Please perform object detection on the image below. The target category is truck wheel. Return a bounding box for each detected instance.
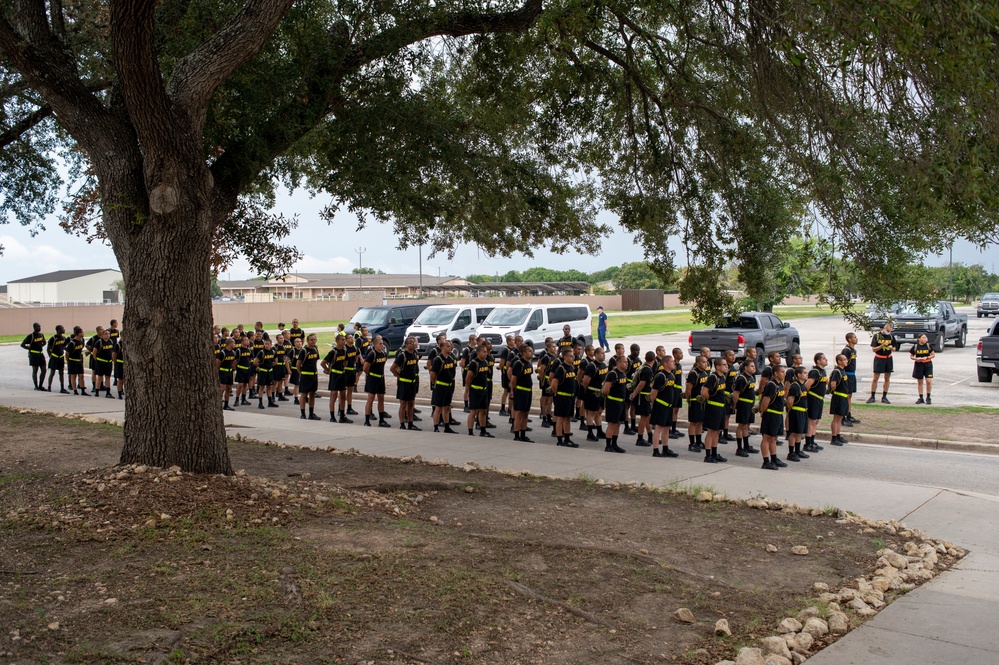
[955,327,967,348]
[785,343,800,366]
[756,345,766,363]
[932,334,945,353]
[979,367,994,383]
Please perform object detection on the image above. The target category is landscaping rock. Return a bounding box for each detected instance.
[735,647,766,665]
[790,545,809,556]
[697,491,714,502]
[674,607,695,623]
[715,618,733,637]
[794,631,814,652]
[766,544,779,553]
[760,636,792,660]
[764,656,792,665]
[812,582,829,592]
[827,611,850,635]
[796,606,820,623]
[777,617,802,634]
[802,617,829,639]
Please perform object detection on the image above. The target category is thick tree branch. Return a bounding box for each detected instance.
[166,0,296,120]
[349,0,544,68]
[48,0,64,37]
[0,104,52,149]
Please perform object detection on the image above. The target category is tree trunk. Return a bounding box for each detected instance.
[111,168,233,475]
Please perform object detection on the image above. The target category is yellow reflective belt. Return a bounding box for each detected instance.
[436,381,453,387]
[791,405,807,412]
[369,372,383,378]
[766,408,783,415]
[588,386,602,392]
[606,395,623,402]
[808,391,824,399]
[96,357,111,363]
[639,390,651,395]
[655,398,671,407]
[556,391,573,397]
[470,384,486,390]
[398,377,415,383]
[116,359,123,363]
[51,353,63,359]
[29,350,42,354]
[301,371,317,375]
[330,368,344,374]
[516,385,531,391]
[707,400,725,407]
[833,391,849,398]
[738,397,754,403]
[219,368,232,372]
[237,365,249,370]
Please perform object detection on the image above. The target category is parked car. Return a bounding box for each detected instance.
[689,312,800,363]
[881,301,967,352]
[348,303,441,351]
[406,304,494,352]
[476,303,592,350]
[976,318,999,382]
[978,293,999,318]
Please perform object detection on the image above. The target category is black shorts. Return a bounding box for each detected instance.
[328,373,346,392]
[553,395,575,418]
[29,354,46,368]
[873,357,893,374]
[299,374,319,394]
[256,370,273,387]
[583,389,603,412]
[95,361,112,377]
[289,369,300,386]
[912,362,933,380]
[650,401,672,428]
[68,360,84,375]
[807,396,824,421]
[634,394,652,417]
[512,388,533,412]
[219,370,234,385]
[788,408,808,434]
[365,377,385,395]
[113,363,124,380]
[343,371,357,387]
[47,357,64,371]
[830,394,849,416]
[605,397,626,423]
[704,404,725,431]
[271,365,285,382]
[432,384,454,408]
[673,387,684,410]
[687,400,704,424]
[761,411,783,437]
[501,373,511,391]
[468,386,490,410]
[735,401,755,424]
[846,373,857,394]
[396,380,417,401]
[235,368,251,384]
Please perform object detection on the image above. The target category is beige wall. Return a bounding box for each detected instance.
[1,304,125,336]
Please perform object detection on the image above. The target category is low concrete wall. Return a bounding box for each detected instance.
[1,304,125,337]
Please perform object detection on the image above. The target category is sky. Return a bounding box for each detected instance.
[1,186,996,285]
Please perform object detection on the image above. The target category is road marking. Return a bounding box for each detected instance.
[950,376,971,386]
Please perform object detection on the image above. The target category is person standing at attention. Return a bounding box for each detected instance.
[597,306,610,352]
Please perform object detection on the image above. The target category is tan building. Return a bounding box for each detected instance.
[218,273,471,301]
[7,269,123,305]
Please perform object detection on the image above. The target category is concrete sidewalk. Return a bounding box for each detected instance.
[2,388,997,665]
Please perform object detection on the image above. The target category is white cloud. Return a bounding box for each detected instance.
[0,234,113,282]
[291,254,355,274]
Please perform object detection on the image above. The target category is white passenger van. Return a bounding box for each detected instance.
[476,303,592,350]
[405,304,495,352]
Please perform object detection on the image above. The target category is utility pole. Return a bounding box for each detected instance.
[418,243,423,299]
[949,242,954,303]
[356,247,366,289]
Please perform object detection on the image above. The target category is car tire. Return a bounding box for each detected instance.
[955,327,967,348]
[785,343,800,366]
[932,334,945,353]
[978,367,994,383]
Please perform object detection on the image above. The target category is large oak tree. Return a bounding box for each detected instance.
[2,0,997,472]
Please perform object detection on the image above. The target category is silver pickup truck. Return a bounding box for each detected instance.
[977,318,999,382]
[689,312,801,363]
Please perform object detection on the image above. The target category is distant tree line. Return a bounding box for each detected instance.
[466,263,675,292]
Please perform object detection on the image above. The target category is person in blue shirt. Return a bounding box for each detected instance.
[597,306,610,351]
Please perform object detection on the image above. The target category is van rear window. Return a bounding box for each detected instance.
[548,307,589,324]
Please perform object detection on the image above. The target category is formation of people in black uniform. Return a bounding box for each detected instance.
[20,320,124,398]
[20,316,939,471]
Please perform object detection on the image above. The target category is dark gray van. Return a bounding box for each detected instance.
[348,303,441,351]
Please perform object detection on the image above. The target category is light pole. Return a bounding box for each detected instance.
[949,242,954,303]
[356,247,366,289]
[418,243,423,299]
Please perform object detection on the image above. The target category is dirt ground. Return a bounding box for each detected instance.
[843,404,999,444]
[0,409,954,664]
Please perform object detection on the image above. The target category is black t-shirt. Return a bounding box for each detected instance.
[288,327,305,344]
[605,368,628,401]
[585,360,607,391]
[558,335,574,352]
[299,346,321,373]
[67,337,86,362]
[511,358,533,388]
[651,371,673,402]
[95,339,116,362]
[872,332,896,357]
[218,348,237,370]
[912,343,933,362]
[236,345,253,368]
[672,362,684,392]
[254,348,275,370]
[725,366,738,392]
[47,334,67,358]
[467,357,491,389]
[432,354,457,385]
[552,361,577,395]
[787,381,803,408]
[365,350,388,377]
[635,364,654,392]
[273,343,286,366]
[394,349,420,381]
[23,331,46,353]
[704,372,726,401]
[829,368,845,394]
[841,345,858,373]
[763,381,784,412]
[627,354,641,379]
[807,368,828,397]
[324,346,348,372]
[344,344,359,372]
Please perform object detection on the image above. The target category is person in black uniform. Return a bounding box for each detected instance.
[624,343,642,434]
[557,325,575,353]
[218,337,237,410]
[112,334,125,399]
[271,332,288,401]
[573,341,588,426]
[755,351,784,395]
[722,349,738,442]
[700,358,729,463]
[868,322,897,404]
[67,327,88,395]
[458,332,479,413]
[498,335,516,417]
[550,347,579,447]
[107,320,120,344]
[464,344,494,437]
[21,323,47,390]
[392,336,421,430]
[684,354,708,451]
[85,325,103,393]
[785,367,808,462]
[253,338,278,409]
[629,352,656,447]
[430,340,458,433]
[601,355,629,453]
[828,354,850,445]
[669,348,684,439]
[343,333,360,414]
[536,338,557,428]
[758,365,787,470]
[731,359,758,457]
[248,330,265,398]
[288,337,304,400]
[910,333,935,404]
[841,333,861,425]
[648,355,678,458]
[297,334,322,420]
[232,336,252,406]
[509,344,535,441]
[288,319,305,346]
[581,346,608,442]
[92,329,116,398]
[45,325,69,393]
[362,336,391,427]
[804,353,828,452]
[322,335,351,423]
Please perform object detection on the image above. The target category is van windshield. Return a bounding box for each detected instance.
[484,307,530,326]
[414,308,458,326]
[350,308,389,326]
